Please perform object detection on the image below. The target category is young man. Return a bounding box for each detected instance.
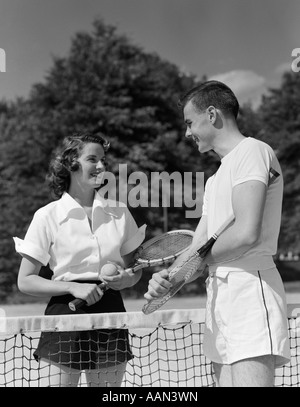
[144,81,290,387]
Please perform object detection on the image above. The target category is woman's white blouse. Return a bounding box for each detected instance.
[13,192,146,281]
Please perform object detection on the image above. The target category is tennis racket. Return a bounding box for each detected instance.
[142,215,235,314]
[68,229,194,311]
[142,168,281,315]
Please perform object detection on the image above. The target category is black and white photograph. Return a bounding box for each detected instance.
[0,0,299,390]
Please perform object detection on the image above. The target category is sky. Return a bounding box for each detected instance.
[0,0,299,108]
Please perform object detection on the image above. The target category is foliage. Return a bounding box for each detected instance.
[0,19,202,300]
[258,72,300,251]
[0,19,299,302]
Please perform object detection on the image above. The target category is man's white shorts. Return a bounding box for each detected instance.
[203,267,291,367]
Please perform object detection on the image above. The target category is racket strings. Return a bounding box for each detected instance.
[142,256,204,315]
[138,234,193,261]
[169,256,204,284]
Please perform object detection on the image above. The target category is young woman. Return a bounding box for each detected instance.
[14,131,146,387]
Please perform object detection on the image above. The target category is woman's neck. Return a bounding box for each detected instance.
[68,184,95,208]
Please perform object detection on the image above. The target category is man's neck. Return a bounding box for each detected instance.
[213,120,245,159]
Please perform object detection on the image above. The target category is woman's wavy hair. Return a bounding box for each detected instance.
[47,131,110,199]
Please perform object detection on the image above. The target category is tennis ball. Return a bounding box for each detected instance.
[100,263,118,277]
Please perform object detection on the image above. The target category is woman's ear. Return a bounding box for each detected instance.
[70,160,80,171]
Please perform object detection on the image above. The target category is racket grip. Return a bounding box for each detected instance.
[69,297,86,312]
[197,237,215,258]
[68,282,108,312]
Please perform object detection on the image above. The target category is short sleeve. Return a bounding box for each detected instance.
[120,208,146,256]
[232,141,272,187]
[13,210,51,265]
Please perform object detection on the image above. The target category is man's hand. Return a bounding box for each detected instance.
[144,269,172,301]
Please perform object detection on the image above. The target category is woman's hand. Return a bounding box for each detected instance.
[100,262,136,291]
[68,282,105,306]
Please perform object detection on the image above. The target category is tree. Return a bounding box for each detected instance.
[0,18,205,301]
[258,72,300,251]
[2,19,298,302]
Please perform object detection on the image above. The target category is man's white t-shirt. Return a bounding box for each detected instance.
[202,137,283,272]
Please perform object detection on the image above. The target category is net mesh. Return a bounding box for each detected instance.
[0,307,299,387]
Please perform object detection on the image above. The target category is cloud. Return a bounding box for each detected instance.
[209,70,267,109]
[274,62,292,75]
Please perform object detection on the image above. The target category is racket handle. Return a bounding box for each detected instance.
[214,214,235,236]
[69,298,86,312]
[197,214,235,258]
[68,282,108,312]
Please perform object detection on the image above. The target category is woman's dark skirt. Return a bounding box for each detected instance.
[33,283,133,370]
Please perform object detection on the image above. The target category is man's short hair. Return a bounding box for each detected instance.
[179,80,239,119]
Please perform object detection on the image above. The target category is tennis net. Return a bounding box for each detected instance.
[0,306,299,387]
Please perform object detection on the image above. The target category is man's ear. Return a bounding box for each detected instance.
[207,105,217,124]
